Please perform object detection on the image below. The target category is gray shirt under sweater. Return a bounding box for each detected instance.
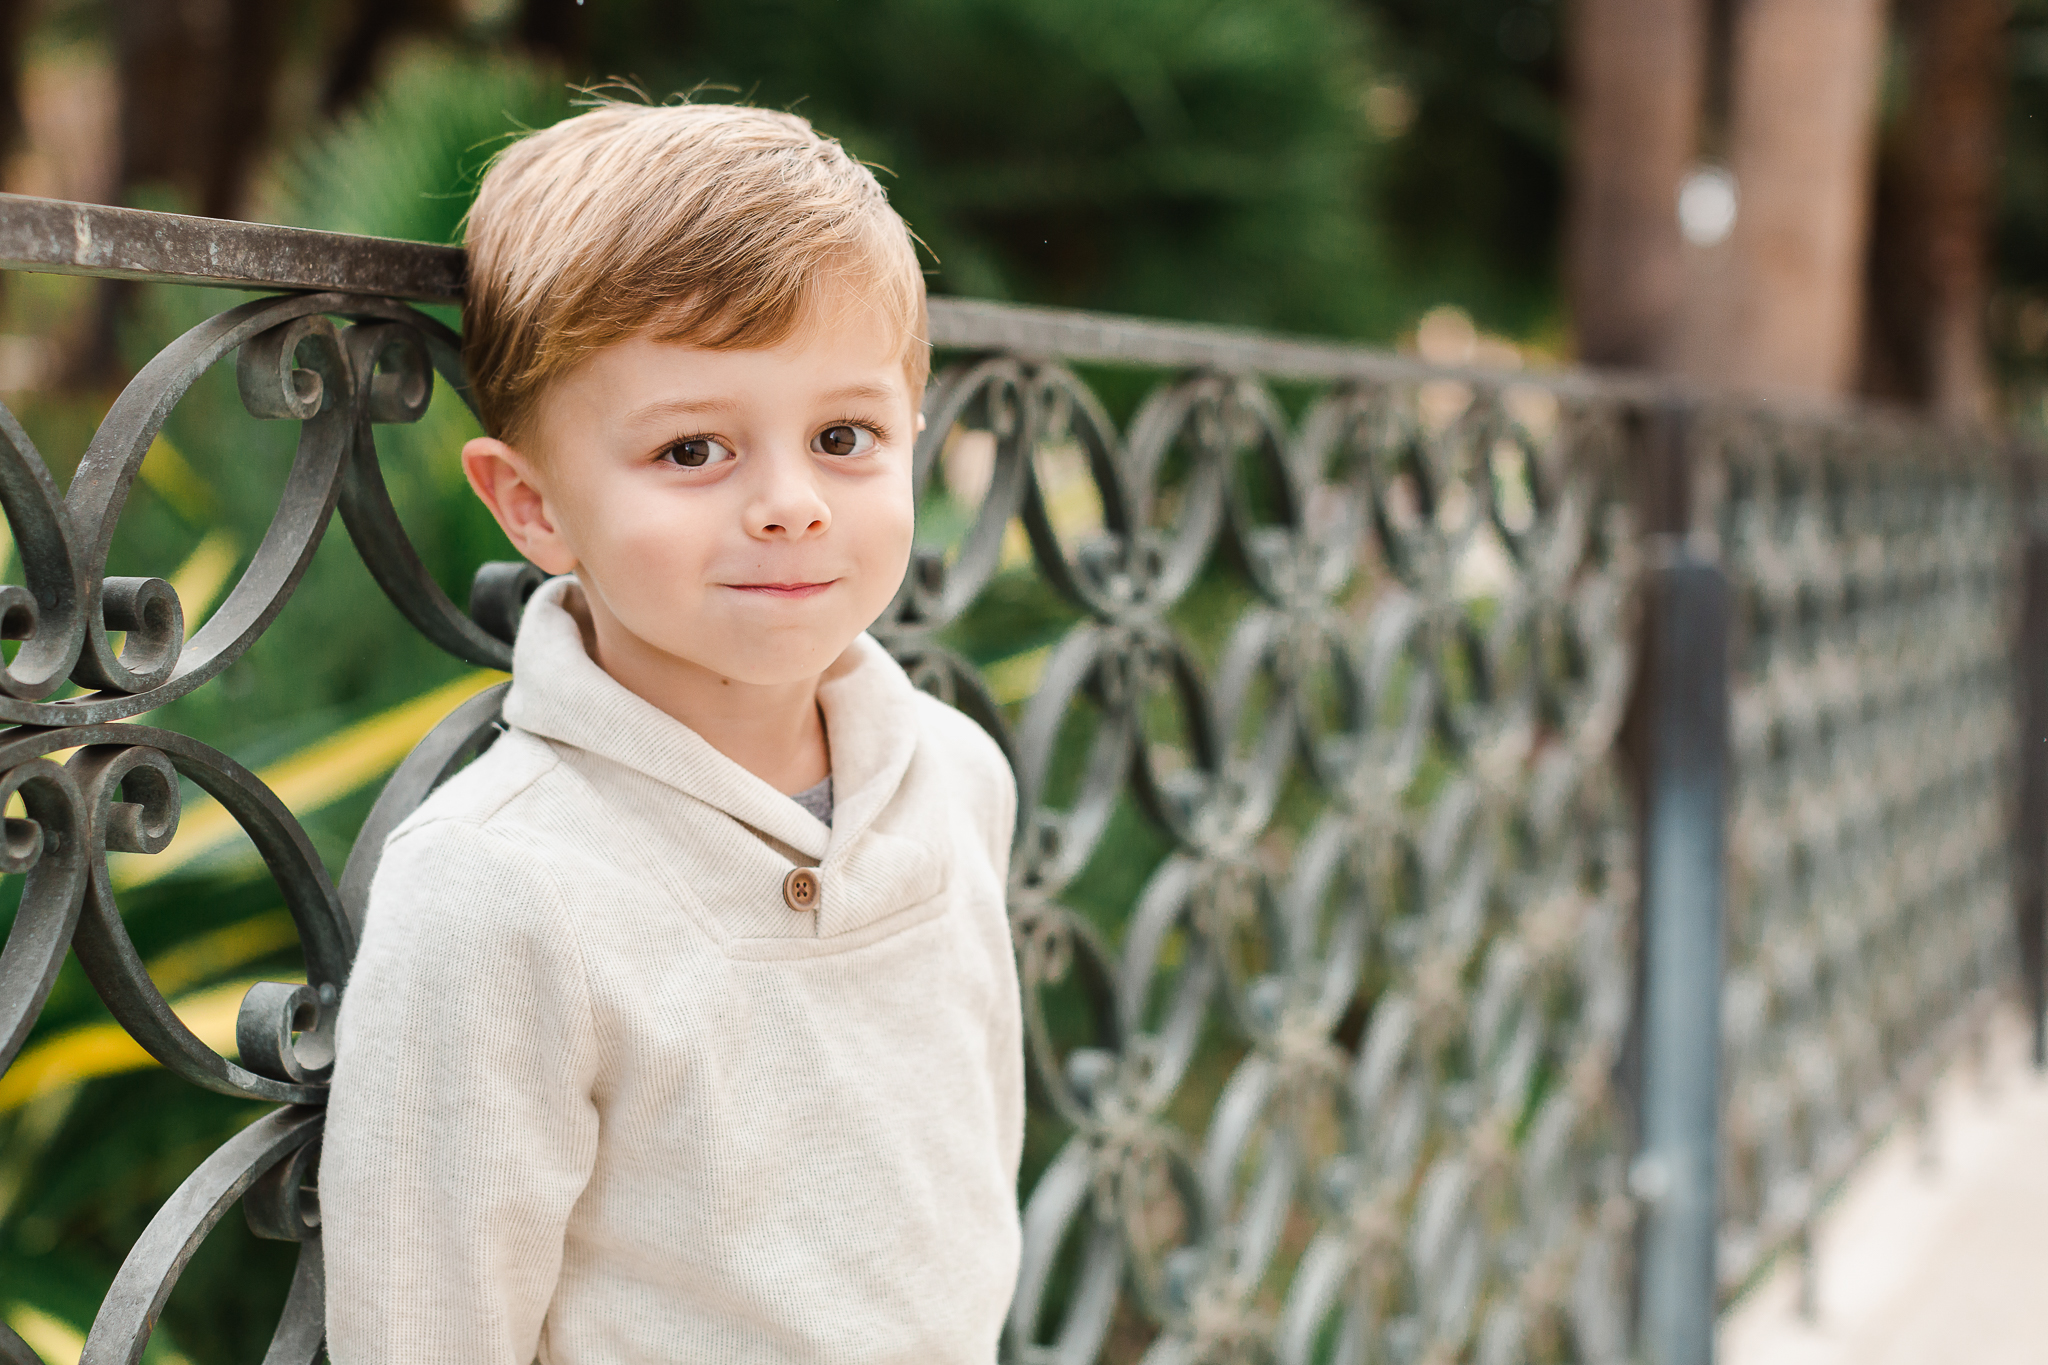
[789,774,833,826]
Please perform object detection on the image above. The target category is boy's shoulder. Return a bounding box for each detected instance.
[905,685,1013,787]
[351,727,590,957]
[389,722,563,843]
[373,725,610,903]
[903,688,1017,869]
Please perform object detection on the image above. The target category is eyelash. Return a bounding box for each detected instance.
[655,418,888,467]
[819,418,888,452]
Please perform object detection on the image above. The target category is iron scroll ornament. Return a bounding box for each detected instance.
[0,292,540,1365]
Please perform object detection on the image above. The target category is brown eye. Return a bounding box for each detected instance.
[814,424,875,457]
[660,436,734,468]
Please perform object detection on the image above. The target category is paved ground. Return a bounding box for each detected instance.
[1721,1006,2048,1365]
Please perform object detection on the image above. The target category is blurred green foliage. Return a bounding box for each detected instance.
[558,0,1565,340]
[1364,0,1564,336]
[561,0,1397,335]
[281,0,1569,342]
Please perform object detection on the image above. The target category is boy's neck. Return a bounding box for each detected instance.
[568,585,831,795]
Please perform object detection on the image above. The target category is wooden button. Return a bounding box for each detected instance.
[782,866,821,912]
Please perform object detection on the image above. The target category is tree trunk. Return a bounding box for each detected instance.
[62,0,287,387]
[110,0,282,219]
[1565,0,1707,369]
[320,0,461,116]
[1705,0,1889,398]
[0,0,28,164]
[518,0,592,73]
[1862,0,2009,419]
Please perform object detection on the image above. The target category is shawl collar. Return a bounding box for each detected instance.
[502,576,921,866]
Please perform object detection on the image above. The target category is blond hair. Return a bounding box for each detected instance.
[461,100,929,446]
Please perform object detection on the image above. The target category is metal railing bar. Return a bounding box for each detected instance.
[0,194,466,303]
[0,194,1627,398]
[923,296,1612,393]
[0,194,1998,428]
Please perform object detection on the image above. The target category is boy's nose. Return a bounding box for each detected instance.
[745,449,831,539]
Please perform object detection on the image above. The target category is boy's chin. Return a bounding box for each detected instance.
[675,633,864,688]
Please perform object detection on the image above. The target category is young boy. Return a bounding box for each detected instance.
[321,102,1024,1362]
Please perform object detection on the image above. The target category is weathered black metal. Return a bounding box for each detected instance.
[79,1106,324,1365]
[0,193,466,302]
[1702,403,2016,1305]
[0,229,520,1356]
[1632,547,1729,1365]
[0,1323,38,1365]
[0,192,2023,1365]
[337,682,510,938]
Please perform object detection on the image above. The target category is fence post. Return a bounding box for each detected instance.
[1632,403,1730,1365]
[2014,451,2048,1068]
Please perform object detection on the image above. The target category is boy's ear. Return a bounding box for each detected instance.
[461,437,578,575]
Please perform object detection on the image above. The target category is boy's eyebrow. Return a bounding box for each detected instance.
[621,395,740,424]
[814,383,902,406]
[622,383,902,426]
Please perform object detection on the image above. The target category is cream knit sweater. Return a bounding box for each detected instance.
[322,577,1024,1363]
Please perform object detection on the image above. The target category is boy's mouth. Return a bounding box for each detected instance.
[724,580,837,599]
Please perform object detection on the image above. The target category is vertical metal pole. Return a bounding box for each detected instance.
[2014,509,2048,1069]
[1633,541,1730,1365]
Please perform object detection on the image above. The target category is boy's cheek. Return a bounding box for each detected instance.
[857,484,917,596]
[873,478,917,554]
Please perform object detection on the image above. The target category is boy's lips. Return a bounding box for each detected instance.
[723,580,837,599]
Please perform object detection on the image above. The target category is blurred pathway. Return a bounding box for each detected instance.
[1720,1006,2048,1365]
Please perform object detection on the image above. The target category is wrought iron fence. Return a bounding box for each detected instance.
[0,194,2032,1365]
[1689,411,2019,1302]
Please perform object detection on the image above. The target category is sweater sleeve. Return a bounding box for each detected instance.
[322,818,601,1365]
[952,710,1024,1185]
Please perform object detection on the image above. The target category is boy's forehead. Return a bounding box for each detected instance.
[553,328,918,417]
